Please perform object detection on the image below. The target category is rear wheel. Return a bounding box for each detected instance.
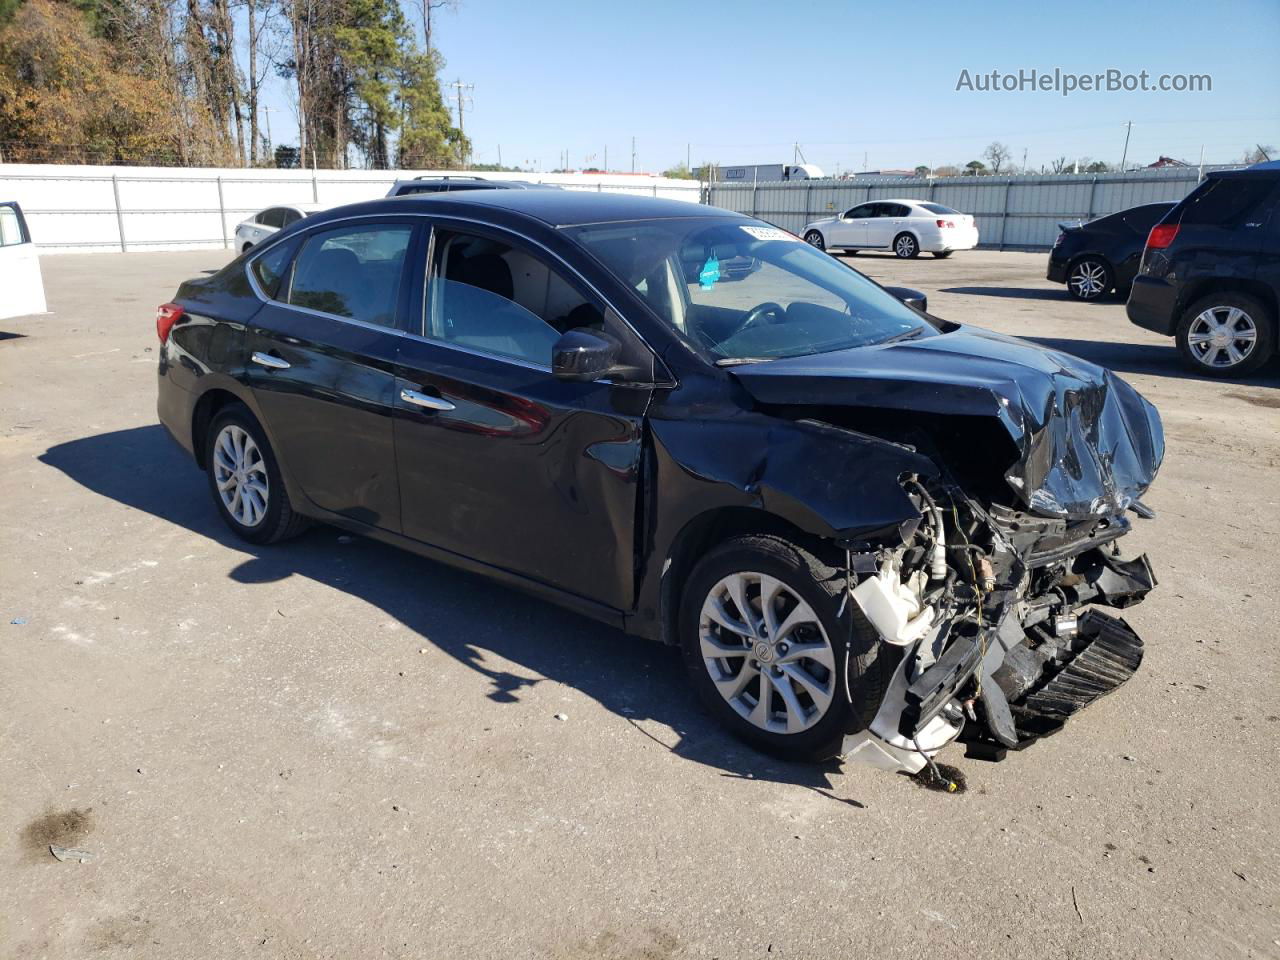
[803,230,825,251]
[1176,293,1274,377]
[678,535,889,761]
[893,232,919,258]
[1066,257,1113,301]
[205,404,309,544]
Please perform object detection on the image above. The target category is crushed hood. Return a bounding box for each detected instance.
[731,326,1165,518]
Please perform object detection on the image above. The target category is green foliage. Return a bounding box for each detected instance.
[662,161,694,179]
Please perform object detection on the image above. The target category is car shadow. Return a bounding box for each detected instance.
[0,331,27,342]
[1020,336,1280,387]
[39,424,862,802]
[939,286,1070,301]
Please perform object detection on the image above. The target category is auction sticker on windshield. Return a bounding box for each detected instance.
[741,225,799,243]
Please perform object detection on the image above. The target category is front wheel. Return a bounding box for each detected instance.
[893,232,919,258]
[1176,293,1275,377]
[803,230,825,251]
[678,535,889,761]
[206,404,309,544]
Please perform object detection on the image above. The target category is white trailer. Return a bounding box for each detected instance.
[718,163,824,183]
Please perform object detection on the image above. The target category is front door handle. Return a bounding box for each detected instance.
[251,351,290,370]
[400,388,455,412]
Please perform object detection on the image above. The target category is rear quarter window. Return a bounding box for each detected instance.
[1178,179,1275,226]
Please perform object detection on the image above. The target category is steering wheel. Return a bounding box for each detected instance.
[737,301,787,334]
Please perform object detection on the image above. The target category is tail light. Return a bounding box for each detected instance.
[936,219,955,228]
[156,303,184,343]
[1053,231,1064,247]
[1146,224,1180,250]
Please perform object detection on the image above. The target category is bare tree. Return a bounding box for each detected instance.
[1049,156,1069,174]
[417,0,458,51]
[983,141,1011,175]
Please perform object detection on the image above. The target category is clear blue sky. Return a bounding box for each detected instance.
[262,0,1280,172]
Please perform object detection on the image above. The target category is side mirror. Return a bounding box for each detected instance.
[884,286,927,313]
[552,327,622,382]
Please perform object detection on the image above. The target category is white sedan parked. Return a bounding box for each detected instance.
[802,200,979,258]
[234,202,326,252]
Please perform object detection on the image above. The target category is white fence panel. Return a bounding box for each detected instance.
[0,164,702,253]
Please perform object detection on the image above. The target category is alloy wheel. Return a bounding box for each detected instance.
[1186,305,1258,369]
[1068,259,1108,299]
[213,424,269,527]
[804,231,825,251]
[894,234,917,258]
[698,571,836,735]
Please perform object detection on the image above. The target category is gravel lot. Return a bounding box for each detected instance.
[2,247,1277,959]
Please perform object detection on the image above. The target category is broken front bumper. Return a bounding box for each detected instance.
[844,546,1155,773]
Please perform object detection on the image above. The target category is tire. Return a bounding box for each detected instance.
[803,230,825,251]
[241,242,253,253]
[678,534,890,762]
[892,232,919,258]
[1066,257,1113,301]
[1175,292,1275,377]
[205,404,309,544]
[931,250,953,259]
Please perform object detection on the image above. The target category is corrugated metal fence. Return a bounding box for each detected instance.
[708,167,1241,250]
[0,164,702,253]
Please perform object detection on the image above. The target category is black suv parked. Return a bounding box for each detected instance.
[1127,163,1280,376]
[1047,202,1173,301]
[386,176,556,197]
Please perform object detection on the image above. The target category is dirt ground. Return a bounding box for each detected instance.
[2,247,1277,959]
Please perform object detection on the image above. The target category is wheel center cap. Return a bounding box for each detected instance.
[1211,330,1231,346]
[753,641,774,663]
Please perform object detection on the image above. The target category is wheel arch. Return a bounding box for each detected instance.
[657,506,838,647]
[1177,278,1278,331]
[892,229,920,250]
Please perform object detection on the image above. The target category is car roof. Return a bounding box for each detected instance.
[1207,163,1280,181]
[318,190,741,228]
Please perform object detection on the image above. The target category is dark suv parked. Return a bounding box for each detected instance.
[1127,164,1280,376]
[1047,202,1173,301]
[386,176,556,197]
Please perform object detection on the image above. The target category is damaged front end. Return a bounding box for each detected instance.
[842,479,1156,774]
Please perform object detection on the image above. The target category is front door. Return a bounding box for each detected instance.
[244,219,419,531]
[829,203,873,247]
[865,203,903,248]
[0,202,48,320]
[393,223,652,610]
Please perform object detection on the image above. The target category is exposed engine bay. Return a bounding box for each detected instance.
[841,475,1155,775]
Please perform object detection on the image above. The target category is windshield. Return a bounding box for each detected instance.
[568,218,931,361]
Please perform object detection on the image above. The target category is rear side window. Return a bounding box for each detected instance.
[919,203,960,215]
[1178,179,1274,226]
[281,209,304,227]
[0,204,27,246]
[287,224,412,328]
[257,208,286,228]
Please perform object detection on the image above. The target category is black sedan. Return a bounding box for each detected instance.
[156,191,1163,776]
[1047,202,1174,301]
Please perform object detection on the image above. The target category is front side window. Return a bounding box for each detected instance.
[0,204,26,246]
[425,230,604,366]
[845,204,873,220]
[286,224,412,327]
[570,218,931,363]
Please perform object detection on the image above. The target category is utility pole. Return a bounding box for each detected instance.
[1198,144,1205,180]
[686,142,690,172]
[497,144,502,167]
[631,136,636,173]
[1022,147,1028,172]
[604,145,608,172]
[1120,120,1133,172]
[448,78,474,167]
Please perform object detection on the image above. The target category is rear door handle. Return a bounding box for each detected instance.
[400,388,455,412]
[251,351,290,370]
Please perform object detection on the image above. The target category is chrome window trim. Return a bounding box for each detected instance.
[243,209,674,384]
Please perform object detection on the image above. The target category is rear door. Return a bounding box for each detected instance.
[0,202,48,320]
[244,219,419,531]
[868,202,909,248]
[392,221,655,610]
